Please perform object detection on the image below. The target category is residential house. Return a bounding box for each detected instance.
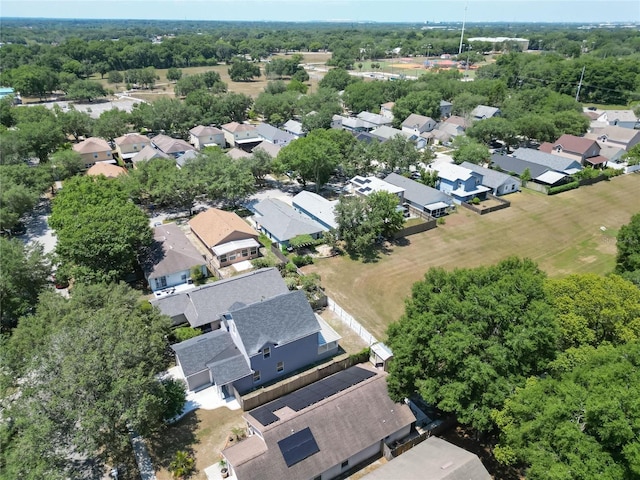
[436,163,490,204]
[444,115,471,130]
[470,105,501,120]
[595,109,639,129]
[586,125,640,151]
[596,144,626,165]
[439,100,453,118]
[222,365,415,480]
[151,134,195,158]
[143,223,207,294]
[189,125,225,150]
[460,162,521,196]
[252,141,282,158]
[490,154,570,188]
[151,267,288,329]
[86,162,127,178]
[114,133,152,161]
[72,137,113,168]
[171,289,341,394]
[539,134,608,167]
[282,119,305,138]
[131,145,172,166]
[189,208,260,269]
[176,150,198,168]
[380,101,395,119]
[512,147,583,174]
[252,199,325,247]
[352,131,382,144]
[384,173,454,218]
[256,123,296,147]
[331,115,370,133]
[221,122,261,149]
[362,437,491,480]
[401,114,437,136]
[357,111,393,129]
[227,148,253,160]
[292,191,338,231]
[370,125,413,143]
[349,176,404,203]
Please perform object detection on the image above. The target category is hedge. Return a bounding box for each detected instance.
[548,181,579,195]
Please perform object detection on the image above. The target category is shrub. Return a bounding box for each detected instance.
[161,378,187,421]
[437,217,446,225]
[285,262,298,273]
[292,255,313,267]
[169,451,195,479]
[471,197,481,205]
[252,257,276,269]
[174,327,202,342]
[190,266,206,285]
[548,181,579,195]
[258,233,272,248]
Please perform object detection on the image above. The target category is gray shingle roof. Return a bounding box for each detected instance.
[229,290,320,355]
[384,173,454,208]
[143,223,205,280]
[512,147,581,172]
[151,268,289,327]
[490,154,549,178]
[256,123,296,144]
[460,162,521,191]
[171,329,249,381]
[471,105,500,119]
[253,199,324,242]
[176,150,198,167]
[402,113,434,129]
[283,119,304,136]
[292,191,338,230]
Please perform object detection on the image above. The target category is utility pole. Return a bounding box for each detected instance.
[575,66,586,102]
[458,1,468,55]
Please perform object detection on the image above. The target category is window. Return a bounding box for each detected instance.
[93,153,99,159]
[181,273,187,281]
[263,347,271,359]
[253,370,261,382]
[219,254,227,263]
[229,253,236,261]
[277,361,284,372]
[250,247,258,255]
[242,249,249,257]
[159,276,167,288]
[341,460,349,469]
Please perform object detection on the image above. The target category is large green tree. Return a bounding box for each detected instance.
[0,283,178,479]
[615,213,640,282]
[494,342,640,480]
[386,257,559,432]
[228,59,261,82]
[0,237,51,332]
[49,175,152,283]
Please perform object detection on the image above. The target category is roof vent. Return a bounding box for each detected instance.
[441,462,453,470]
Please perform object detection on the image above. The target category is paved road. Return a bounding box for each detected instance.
[22,198,57,255]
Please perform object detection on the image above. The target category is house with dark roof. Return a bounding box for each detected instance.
[170,289,341,395]
[470,105,501,120]
[401,114,437,136]
[539,134,607,167]
[143,223,206,293]
[512,147,583,174]
[114,133,152,161]
[435,163,490,204]
[189,125,225,150]
[292,191,338,231]
[189,208,260,268]
[222,365,415,480]
[252,199,325,247]
[151,134,195,158]
[384,173,454,218]
[460,162,521,196]
[152,267,288,329]
[256,123,296,147]
[490,154,570,188]
[362,436,491,480]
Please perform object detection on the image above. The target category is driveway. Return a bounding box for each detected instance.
[22,198,57,255]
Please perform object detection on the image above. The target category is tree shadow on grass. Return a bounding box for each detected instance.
[146,411,200,470]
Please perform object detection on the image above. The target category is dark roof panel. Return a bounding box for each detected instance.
[278,427,320,467]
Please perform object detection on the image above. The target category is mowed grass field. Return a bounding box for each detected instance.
[302,174,640,340]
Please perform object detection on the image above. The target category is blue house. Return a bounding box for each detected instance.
[435,163,491,204]
[170,287,341,398]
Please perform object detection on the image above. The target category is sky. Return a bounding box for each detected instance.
[1,0,639,24]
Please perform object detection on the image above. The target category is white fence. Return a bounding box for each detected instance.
[327,297,379,346]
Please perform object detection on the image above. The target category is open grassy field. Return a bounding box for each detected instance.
[302,174,640,340]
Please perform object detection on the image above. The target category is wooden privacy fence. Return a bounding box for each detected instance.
[460,194,510,215]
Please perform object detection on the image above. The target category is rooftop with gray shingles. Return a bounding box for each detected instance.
[151,268,288,327]
[143,223,204,280]
[490,154,551,178]
[229,290,320,356]
[384,173,454,208]
[460,162,520,191]
[253,198,324,242]
[512,147,581,172]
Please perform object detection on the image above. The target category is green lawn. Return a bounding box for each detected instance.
[303,174,640,340]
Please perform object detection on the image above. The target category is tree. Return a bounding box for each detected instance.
[50,149,85,180]
[107,70,123,86]
[392,91,442,128]
[166,67,183,82]
[335,191,404,259]
[92,108,130,143]
[3,65,59,98]
[318,68,357,91]
[253,91,298,125]
[248,147,274,184]
[615,212,640,282]
[228,59,261,82]
[49,175,152,283]
[13,107,66,163]
[54,105,94,142]
[466,117,519,151]
[0,237,51,332]
[0,283,175,478]
[278,129,342,192]
[494,342,640,480]
[622,144,640,167]
[65,79,107,102]
[169,451,196,479]
[377,134,421,172]
[386,257,559,432]
[451,136,490,165]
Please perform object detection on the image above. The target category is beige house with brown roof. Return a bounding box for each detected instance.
[586,125,640,152]
[72,137,113,168]
[221,122,261,148]
[86,163,128,178]
[189,125,225,150]
[114,133,152,160]
[222,365,415,480]
[189,208,260,268]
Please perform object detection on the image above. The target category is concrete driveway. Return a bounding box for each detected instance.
[22,198,57,255]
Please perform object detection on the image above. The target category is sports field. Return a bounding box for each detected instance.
[303,174,640,339]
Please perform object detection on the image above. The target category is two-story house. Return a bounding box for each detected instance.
[73,137,113,169]
[114,133,152,161]
[436,163,490,204]
[151,134,195,158]
[189,125,225,150]
[539,134,608,168]
[401,113,437,136]
[384,173,455,218]
[255,123,296,147]
[221,122,261,149]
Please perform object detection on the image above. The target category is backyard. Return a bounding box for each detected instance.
[302,174,639,339]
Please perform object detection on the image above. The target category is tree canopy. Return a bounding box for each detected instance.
[615,213,640,285]
[386,257,559,432]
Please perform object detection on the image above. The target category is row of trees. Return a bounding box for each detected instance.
[386,212,640,478]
